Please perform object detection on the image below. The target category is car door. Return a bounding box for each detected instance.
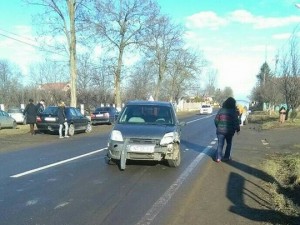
[0,111,10,127]
[75,108,88,129]
[66,108,78,130]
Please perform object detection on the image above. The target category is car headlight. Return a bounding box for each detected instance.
[160,132,175,146]
[110,130,123,142]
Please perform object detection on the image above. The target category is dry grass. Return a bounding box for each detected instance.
[248,111,300,130]
[250,111,300,220]
[0,124,30,136]
[262,153,300,218]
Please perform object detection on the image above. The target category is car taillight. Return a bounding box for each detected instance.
[36,116,42,122]
[90,114,95,118]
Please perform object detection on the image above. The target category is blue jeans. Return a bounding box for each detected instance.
[216,134,233,160]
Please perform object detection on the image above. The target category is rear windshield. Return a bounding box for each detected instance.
[95,107,112,112]
[43,106,59,115]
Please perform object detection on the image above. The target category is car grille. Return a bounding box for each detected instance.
[128,138,160,146]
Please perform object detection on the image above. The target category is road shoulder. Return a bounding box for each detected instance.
[163,124,300,225]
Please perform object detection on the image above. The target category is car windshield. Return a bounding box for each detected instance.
[118,105,173,125]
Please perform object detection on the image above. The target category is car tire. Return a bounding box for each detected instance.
[105,156,117,165]
[68,124,75,136]
[0,123,1,130]
[12,121,17,129]
[85,123,92,133]
[167,143,181,167]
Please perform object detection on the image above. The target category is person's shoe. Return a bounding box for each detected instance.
[64,135,70,138]
[59,136,64,139]
[216,159,221,163]
[222,157,231,162]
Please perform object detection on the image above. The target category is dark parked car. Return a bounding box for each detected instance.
[106,100,185,170]
[90,106,119,125]
[36,106,92,136]
[0,110,17,130]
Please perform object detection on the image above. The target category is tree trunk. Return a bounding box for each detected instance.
[115,47,124,110]
[68,0,77,107]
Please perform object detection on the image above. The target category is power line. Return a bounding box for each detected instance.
[0,31,66,57]
[0,27,36,43]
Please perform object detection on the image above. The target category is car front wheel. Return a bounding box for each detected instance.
[167,143,181,167]
[68,124,75,136]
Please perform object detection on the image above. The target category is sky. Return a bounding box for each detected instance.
[1,0,300,101]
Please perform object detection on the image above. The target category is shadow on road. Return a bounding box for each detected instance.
[226,160,300,225]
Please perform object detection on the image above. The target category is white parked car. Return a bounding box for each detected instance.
[7,108,26,124]
[199,104,213,114]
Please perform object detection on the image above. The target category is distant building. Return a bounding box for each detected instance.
[38,82,70,92]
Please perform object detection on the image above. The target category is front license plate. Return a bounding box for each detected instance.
[45,117,56,122]
[129,144,155,153]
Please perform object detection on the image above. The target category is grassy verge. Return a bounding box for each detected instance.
[263,153,300,219]
[250,111,300,220]
[248,111,300,130]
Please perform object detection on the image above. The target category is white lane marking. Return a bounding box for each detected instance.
[136,145,213,225]
[10,148,107,178]
[186,114,215,124]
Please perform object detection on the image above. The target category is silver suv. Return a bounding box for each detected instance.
[106,100,185,170]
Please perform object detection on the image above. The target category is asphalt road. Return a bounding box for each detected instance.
[0,113,218,225]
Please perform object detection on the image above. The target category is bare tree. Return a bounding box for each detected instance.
[25,0,88,107]
[278,35,300,118]
[124,60,155,101]
[0,60,24,108]
[163,48,202,103]
[77,55,114,108]
[143,14,184,100]
[86,0,159,109]
[253,62,282,112]
[205,69,218,97]
[29,60,68,85]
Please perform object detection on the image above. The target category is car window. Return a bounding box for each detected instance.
[119,105,173,125]
[95,107,110,112]
[43,106,58,115]
[8,109,22,113]
[1,111,9,116]
[67,108,77,117]
[74,108,83,116]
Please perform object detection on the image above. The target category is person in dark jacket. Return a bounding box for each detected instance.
[58,101,69,138]
[214,97,240,162]
[23,99,37,135]
[36,99,45,114]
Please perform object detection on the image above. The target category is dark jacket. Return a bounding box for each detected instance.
[214,108,240,135]
[57,106,66,124]
[36,103,45,114]
[23,103,37,124]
